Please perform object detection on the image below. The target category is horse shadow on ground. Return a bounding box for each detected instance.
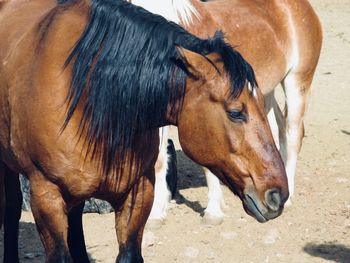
[175,150,206,190]
[341,129,350,135]
[303,242,350,263]
[0,221,97,262]
[173,150,209,216]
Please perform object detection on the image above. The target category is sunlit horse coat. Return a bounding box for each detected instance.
[0,0,289,261]
[135,0,322,225]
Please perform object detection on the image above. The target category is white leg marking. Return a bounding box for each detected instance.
[267,106,280,150]
[265,93,281,150]
[149,128,171,221]
[273,100,287,164]
[202,168,225,225]
[283,74,308,201]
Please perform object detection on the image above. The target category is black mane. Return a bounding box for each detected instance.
[60,0,256,174]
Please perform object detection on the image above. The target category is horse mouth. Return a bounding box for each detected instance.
[217,171,268,222]
[243,193,268,223]
[213,170,278,223]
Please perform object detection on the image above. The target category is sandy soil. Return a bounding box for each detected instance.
[1,0,349,262]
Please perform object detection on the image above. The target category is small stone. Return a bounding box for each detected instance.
[145,219,164,230]
[263,228,279,244]
[328,161,337,167]
[207,251,215,260]
[220,231,237,240]
[336,177,348,183]
[184,247,199,258]
[24,253,36,259]
[142,231,155,247]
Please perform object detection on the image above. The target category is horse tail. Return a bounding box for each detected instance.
[166,139,177,198]
[0,169,5,229]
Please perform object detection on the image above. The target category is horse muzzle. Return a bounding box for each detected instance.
[242,188,286,223]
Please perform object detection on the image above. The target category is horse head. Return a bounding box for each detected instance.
[169,45,289,222]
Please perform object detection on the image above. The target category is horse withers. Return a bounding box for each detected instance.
[0,0,288,262]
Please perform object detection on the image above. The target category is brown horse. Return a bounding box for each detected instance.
[0,0,288,262]
[137,0,323,225]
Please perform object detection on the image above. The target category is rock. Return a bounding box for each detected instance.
[145,219,164,230]
[220,231,237,240]
[20,174,31,211]
[263,228,280,244]
[336,177,348,183]
[184,247,199,258]
[24,253,41,259]
[83,198,113,214]
[142,231,155,247]
[207,250,215,260]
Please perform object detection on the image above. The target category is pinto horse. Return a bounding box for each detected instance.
[135,0,323,225]
[0,0,288,262]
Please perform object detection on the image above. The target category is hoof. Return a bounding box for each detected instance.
[201,213,224,226]
[145,219,164,230]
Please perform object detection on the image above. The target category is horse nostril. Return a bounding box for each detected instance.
[265,189,282,212]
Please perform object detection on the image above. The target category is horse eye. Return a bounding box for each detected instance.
[227,110,246,122]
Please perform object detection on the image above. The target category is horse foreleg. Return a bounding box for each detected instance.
[265,92,288,163]
[29,173,72,263]
[265,92,282,150]
[148,153,170,225]
[282,74,313,203]
[2,164,22,263]
[202,168,225,225]
[115,174,154,263]
[68,202,89,263]
[148,127,171,228]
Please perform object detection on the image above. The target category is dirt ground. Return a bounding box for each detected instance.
[1,0,349,262]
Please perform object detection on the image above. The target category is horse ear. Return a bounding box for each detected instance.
[175,48,214,80]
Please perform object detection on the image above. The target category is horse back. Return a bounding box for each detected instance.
[189,0,321,93]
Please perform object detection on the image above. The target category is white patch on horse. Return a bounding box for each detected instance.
[203,168,224,218]
[284,4,300,72]
[274,3,302,201]
[131,0,199,26]
[267,106,280,148]
[248,82,257,98]
[282,74,304,199]
[148,127,172,221]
